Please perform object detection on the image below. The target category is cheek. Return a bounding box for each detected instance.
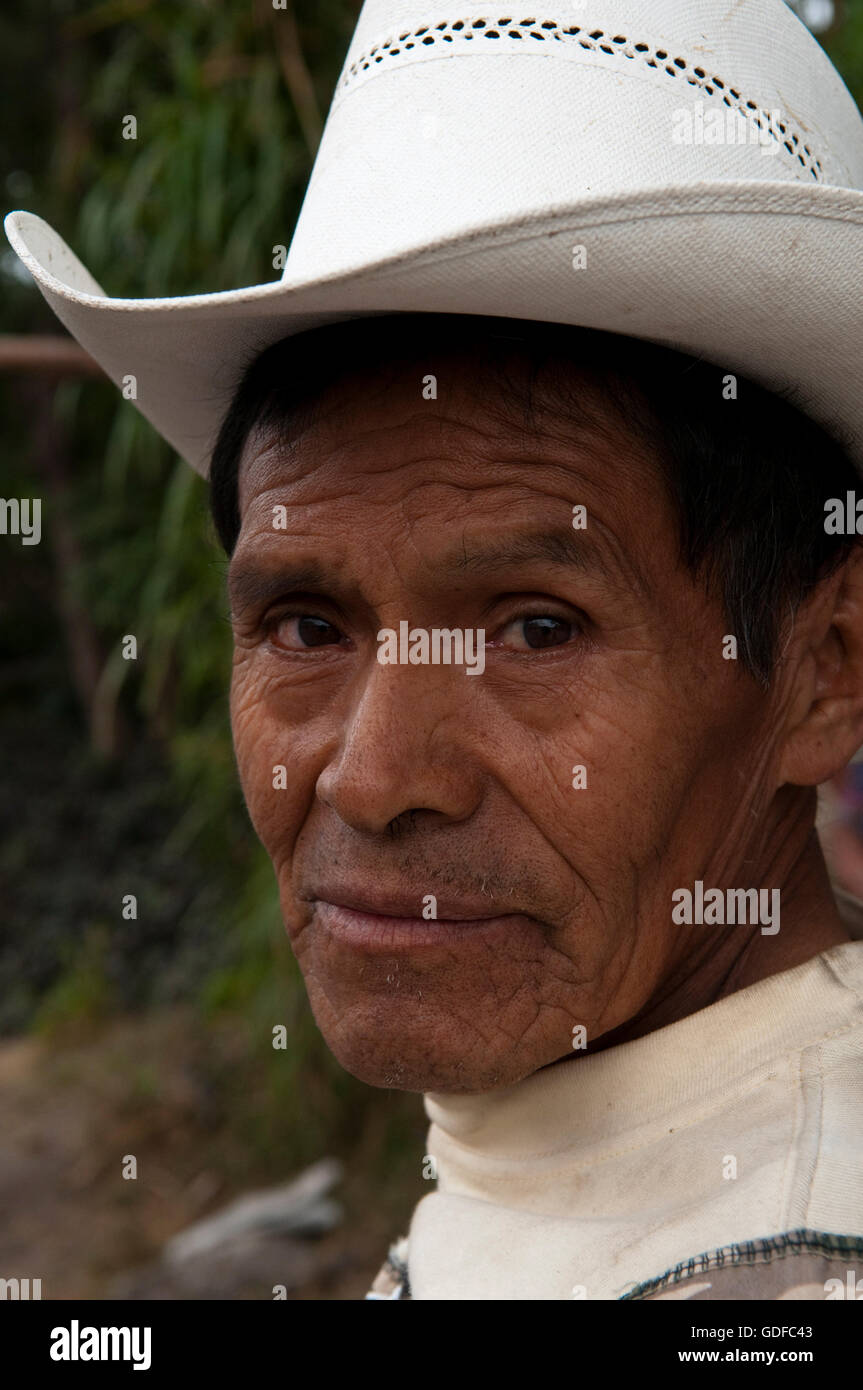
[499,662,722,927]
[230,659,310,860]
[494,676,677,871]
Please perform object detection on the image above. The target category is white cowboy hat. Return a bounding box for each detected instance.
[5,0,863,478]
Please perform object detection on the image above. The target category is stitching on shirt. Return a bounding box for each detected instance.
[619,1228,863,1300]
[779,1048,806,1235]
[336,16,823,182]
[807,1044,827,1227]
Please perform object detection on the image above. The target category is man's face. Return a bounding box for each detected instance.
[228,347,784,1093]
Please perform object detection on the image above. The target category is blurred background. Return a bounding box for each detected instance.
[0,0,861,1299]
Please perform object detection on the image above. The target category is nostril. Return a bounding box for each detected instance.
[387,808,424,837]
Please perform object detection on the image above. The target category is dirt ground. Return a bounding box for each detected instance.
[0,1011,425,1300]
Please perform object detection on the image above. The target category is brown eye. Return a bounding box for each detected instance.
[500,615,576,651]
[273,615,343,649]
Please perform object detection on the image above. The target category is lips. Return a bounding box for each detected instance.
[309,898,534,953]
[309,887,508,922]
[304,872,535,951]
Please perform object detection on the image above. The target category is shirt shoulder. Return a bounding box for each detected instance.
[365,1236,411,1300]
[620,1230,863,1300]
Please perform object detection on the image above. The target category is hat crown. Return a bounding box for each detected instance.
[284,0,863,281]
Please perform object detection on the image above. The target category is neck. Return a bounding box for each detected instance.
[589,790,851,1056]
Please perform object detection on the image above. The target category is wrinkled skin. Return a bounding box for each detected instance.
[228,349,862,1094]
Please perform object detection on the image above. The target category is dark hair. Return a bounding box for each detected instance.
[208,313,861,686]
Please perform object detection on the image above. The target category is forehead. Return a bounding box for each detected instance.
[236,342,662,511]
[229,348,680,613]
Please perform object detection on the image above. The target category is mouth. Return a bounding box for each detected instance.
[306,889,536,952]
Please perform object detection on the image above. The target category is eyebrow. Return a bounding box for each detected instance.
[228,562,340,618]
[444,529,609,577]
[227,524,643,619]
[441,526,646,597]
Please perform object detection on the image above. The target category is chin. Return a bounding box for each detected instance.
[310,996,541,1094]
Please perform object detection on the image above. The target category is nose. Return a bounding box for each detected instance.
[315,661,484,835]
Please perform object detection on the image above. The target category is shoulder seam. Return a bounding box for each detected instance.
[619,1228,863,1300]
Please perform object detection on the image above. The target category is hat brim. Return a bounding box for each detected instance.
[7,181,863,478]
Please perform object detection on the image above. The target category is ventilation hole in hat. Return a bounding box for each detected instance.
[339,20,824,182]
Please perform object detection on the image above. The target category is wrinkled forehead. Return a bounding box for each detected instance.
[228,344,680,623]
[235,339,660,514]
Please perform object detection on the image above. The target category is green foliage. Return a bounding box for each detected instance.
[33,923,112,1035]
[823,4,863,103]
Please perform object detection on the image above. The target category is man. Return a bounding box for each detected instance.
[6,0,863,1298]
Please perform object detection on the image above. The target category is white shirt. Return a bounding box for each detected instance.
[405,937,863,1299]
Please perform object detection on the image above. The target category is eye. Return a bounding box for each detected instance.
[271,614,344,650]
[497,614,578,651]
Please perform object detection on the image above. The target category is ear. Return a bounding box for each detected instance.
[779,545,863,787]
